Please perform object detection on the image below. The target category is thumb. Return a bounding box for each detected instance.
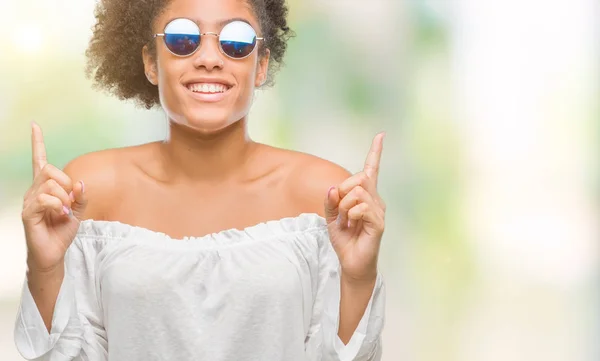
[70,180,88,220]
[324,186,340,224]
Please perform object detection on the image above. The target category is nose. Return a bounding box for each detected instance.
[192,32,224,71]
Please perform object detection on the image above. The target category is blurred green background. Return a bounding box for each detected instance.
[0,0,598,360]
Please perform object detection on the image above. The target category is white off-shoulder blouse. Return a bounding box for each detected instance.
[14,213,385,361]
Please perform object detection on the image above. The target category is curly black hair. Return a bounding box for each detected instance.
[85,0,294,109]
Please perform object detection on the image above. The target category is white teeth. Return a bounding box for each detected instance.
[187,83,228,93]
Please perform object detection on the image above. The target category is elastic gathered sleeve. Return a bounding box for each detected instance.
[305,231,386,361]
[14,237,108,361]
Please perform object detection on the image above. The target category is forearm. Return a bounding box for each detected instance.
[26,258,65,333]
[337,272,377,345]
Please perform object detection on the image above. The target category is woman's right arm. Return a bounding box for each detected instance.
[21,122,88,330]
[15,122,107,360]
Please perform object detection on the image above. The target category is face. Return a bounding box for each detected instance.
[143,0,270,133]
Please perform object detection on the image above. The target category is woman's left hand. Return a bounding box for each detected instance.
[324,133,386,282]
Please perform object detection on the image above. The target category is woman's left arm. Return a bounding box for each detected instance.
[323,132,386,344]
[303,132,386,361]
[294,133,387,360]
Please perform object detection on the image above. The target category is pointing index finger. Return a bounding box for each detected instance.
[363,132,385,185]
[31,122,47,178]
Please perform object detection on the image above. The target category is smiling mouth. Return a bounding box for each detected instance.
[186,83,232,94]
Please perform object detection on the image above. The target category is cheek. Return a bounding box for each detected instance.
[232,62,259,108]
[237,74,255,102]
[155,58,187,116]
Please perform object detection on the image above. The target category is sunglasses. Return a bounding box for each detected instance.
[153,18,265,59]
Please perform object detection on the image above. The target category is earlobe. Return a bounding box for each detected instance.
[255,48,270,87]
[146,69,158,86]
[255,72,266,87]
[255,67,266,87]
[142,45,158,86]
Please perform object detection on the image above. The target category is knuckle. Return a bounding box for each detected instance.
[41,163,53,174]
[355,186,365,195]
[338,182,349,195]
[358,172,369,185]
[36,193,46,204]
[46,178,58,189]
[62,173,73,188]
[342,200,353,212]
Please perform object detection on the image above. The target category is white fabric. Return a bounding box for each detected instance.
[14,213,385,361]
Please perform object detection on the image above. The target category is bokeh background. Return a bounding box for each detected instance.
[0,0,598,360]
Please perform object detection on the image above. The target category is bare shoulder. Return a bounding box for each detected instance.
[283,149,352,217]
[62,145,145,220]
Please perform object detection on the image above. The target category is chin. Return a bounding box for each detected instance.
[185,117,236,133]
[175,109,242,134]
[161,90,250,135]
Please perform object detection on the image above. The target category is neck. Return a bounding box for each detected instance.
[159,118,258,183]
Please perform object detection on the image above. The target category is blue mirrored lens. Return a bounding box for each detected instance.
[165,34,200,56]
[220,41,255,58]
[163,18,200,56]
[219,21,257,58]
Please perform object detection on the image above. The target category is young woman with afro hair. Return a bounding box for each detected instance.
[15,0,386,360]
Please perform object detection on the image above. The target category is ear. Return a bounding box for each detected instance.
[255,48,270,87]
[142,45,158,86]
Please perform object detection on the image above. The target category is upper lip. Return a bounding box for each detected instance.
[183,77,234,88]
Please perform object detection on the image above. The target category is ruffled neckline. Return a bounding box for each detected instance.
[76,213,328,245]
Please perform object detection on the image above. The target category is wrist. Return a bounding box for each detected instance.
[26,255,64,276]
[27,264,64,290]
[341,269,378,288]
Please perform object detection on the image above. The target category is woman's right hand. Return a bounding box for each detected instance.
[22,122,88,272]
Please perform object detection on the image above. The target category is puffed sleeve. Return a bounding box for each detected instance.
[305,232,386,361]
[14,237,108,360]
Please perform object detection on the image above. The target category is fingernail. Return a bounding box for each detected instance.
[62,206,71,216]
[347,221,352,228]
[80,180,85,194]
[327,186,335,198]
[69,191,75,202]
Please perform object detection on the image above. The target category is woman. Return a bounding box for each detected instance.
[15,0,386,360]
